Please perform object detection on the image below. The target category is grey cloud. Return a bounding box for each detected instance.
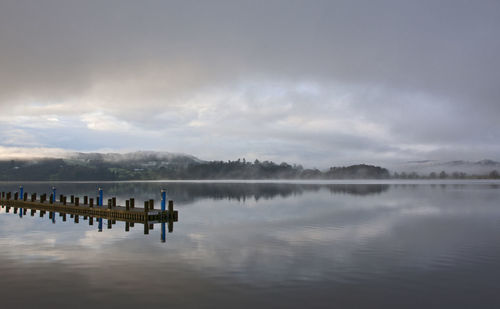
[1,0,499,103]
[0,0,499,164]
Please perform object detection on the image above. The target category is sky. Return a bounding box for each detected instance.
[0,0,499,168]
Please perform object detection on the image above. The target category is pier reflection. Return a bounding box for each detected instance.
[1,204,177,244]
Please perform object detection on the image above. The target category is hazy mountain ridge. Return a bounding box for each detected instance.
[393,159,500,175]
[0,151,389,181]
[0,151,498,180]
[67,151,202,165]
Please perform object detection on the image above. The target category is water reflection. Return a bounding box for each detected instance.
[0,182,389,206]
[0,203,177,244]
[1,181,500,308]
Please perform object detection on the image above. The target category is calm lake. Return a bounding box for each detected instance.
[1,180,500,308]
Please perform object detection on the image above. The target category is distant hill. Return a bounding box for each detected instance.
[0,151,390,181]
[392,159,500,176]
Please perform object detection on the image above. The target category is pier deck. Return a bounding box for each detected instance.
[0,194,178,224]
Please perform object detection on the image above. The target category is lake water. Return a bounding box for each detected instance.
[1,180,500,308]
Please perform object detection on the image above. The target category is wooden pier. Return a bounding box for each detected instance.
[0,190,178,238]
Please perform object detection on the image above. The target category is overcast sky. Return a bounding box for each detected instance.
[0,0,499,167]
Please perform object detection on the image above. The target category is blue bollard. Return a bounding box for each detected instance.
[52,187,56,203]
[19,208,23,218]
[98,188,103,207]
[161,189,166,211]
[19,186,24,198]
[98,218,103,232]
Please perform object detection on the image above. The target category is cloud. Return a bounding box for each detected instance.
[0,0,499,165]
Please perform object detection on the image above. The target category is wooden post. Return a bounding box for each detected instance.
[49,194,53,204]
[144,222,149,234]
[89,217,93,225]
[60,195,64,202]
[108,199,112,209]
[31,193,36,202]
[125,222,129,232]
[89,198,94,208]
[14,192,18,200]
[107,219,112,229]
[130,198,135,208]
[84,196,88,205]
[70,195,74,204]
[63,196,67,205]
[144,200,149,213]
[168,200,174,219]
[149,199,154,210]
[126,200,130,211]
[75,197,79,206]
[112,197,116,207]
[63,214,67,222]
[23,192,28,201]
[75,215,79,223]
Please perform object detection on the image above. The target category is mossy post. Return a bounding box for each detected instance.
[168,200,174,220]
